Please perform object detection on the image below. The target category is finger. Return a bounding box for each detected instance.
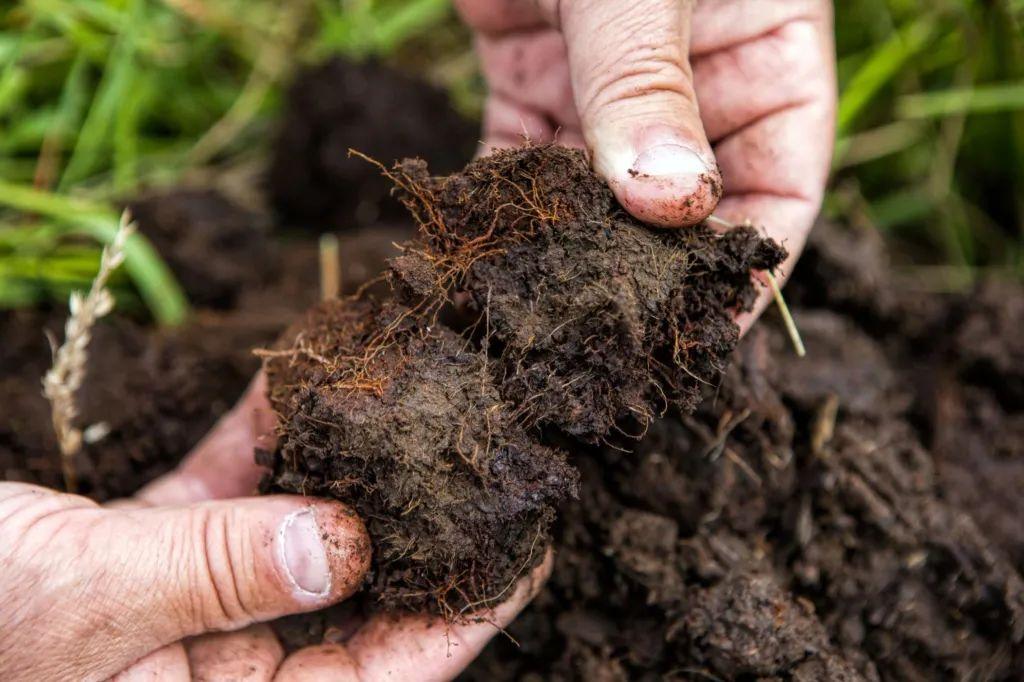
[689,0,826,56]
[720,193,821,336]
[187,624,284,682]
[454,0,546,34]
[0,483,369,681]
[473,27,579,151]
[137,373,276,505]
[552,0,721,227]
[345,552,552,682]
[110,644,190,681]
[691,19,831,143]
[273,553,552,682]
[273,644,361,682]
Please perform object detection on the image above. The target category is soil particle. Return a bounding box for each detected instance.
[268,58,477,232]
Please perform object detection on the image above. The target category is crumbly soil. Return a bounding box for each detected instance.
[268,58,477,232]
[389,145,786,440]
[261,299,577,615]
[463,221,1024,681]
[1,62,1022,679]
[260,145,783,621]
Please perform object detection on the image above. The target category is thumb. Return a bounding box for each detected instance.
[0,484,370,681]
[551,0,720,226]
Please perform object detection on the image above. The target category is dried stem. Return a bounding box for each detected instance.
[319,232,341,301]
[42,211,136,492]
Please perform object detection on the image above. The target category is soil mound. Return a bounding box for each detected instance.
[268,58,477,231]
[129,189,276,308]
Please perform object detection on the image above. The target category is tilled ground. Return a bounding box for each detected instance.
[463,221,1024,681]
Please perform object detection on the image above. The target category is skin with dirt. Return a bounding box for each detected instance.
[259,145,785,622]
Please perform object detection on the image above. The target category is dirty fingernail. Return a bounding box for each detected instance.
[281,508,331,597]
[631,144,708,183]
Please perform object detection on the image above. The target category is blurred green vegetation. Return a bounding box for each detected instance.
[831,0,1024,278]
[1,0,1022,323]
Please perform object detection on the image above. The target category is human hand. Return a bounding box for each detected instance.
[0,449,369,680]
[0,376,548,681]
[456,0,837,327]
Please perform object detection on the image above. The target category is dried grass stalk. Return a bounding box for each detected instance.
[42,211,135,492]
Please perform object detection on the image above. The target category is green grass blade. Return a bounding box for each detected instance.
[898,81,1024,118]
[0,180,189,325]
[837,16,937,135]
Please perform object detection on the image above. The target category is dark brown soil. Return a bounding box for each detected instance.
[268,58,477,232]
[128,189,277,309]
[389,145,786,440]
[0,309,273,500]
[259,145,784,622]
[462,222,1024,681]
[261,299,577,615]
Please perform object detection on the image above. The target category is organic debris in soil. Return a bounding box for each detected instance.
[260,144,784,618]
[389,145,786,440]
[464,223,1024,681]
[261,299,578,615]
[268,58,477,232]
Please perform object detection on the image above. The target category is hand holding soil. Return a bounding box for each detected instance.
[458,0,836,325]
[0,378,551,681]
[0,1,840,680]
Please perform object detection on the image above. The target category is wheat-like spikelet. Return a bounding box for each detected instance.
[42,211,135,492]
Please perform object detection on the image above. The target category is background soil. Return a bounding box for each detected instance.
[1,59,472,499]
[463,222,1024,681]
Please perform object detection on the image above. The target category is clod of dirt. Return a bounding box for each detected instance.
[261,144,784,624]
[128,189,276,309]
[261,299,577,615]
[389,145,787,440]
[465,223,1024,680]
[268,58,477,231]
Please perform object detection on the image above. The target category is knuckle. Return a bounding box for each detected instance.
[180,507,260,632]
